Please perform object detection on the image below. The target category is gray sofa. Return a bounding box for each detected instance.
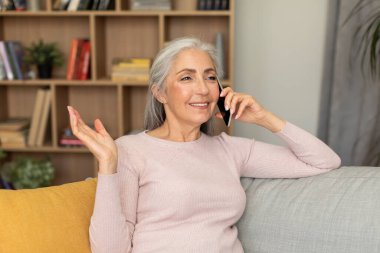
[236,166,380,253]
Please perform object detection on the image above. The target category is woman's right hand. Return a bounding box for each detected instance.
[67,106,117,175]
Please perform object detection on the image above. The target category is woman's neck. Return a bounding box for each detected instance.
[146,121,201,142]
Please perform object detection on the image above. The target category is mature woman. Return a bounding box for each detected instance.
[67,37,341,253]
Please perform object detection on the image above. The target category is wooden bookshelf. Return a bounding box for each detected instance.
[0,0,235,185]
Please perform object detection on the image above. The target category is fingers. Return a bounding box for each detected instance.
[221,87,234,110]
[229,94,244,115]
[235,99,250,119]
[67,106,97,144]
[219,86,232,97]
[94,118,111,138]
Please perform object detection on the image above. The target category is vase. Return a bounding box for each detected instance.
[37,64,52,79]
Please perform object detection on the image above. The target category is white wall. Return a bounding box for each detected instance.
[233,0,329,145]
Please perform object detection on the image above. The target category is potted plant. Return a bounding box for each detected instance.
[24,39,64,79]
[0,155,55,189]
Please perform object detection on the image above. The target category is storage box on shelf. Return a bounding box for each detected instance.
[0,0,235,185]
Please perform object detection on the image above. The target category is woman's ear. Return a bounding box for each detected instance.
[151,84,167,104]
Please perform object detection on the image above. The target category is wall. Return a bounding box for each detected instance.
[234,0,329,145]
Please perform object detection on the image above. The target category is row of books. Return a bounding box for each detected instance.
[0,118,29,148]
[66,39,91,80]
[53,0,114,11]
[0,41,26,80]
[197,0,229,10]
[0,89,52,148]
[0,0,27,11]
[28,88,52,147]
[111,58,151,82]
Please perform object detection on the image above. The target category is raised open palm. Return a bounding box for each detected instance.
[67,106,117,174]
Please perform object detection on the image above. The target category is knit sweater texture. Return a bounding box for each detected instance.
[89,121,341,253]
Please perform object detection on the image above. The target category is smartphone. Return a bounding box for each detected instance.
[216,77,232,127]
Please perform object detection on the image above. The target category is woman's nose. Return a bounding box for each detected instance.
[195,78,209,95]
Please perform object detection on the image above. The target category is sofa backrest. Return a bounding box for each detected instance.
[237,166,380,253]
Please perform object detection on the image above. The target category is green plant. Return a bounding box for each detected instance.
[24,39,64,67]
[0,156,55,189]
[0,149,6,160]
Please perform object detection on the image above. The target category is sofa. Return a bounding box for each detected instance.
[0,166,379,253]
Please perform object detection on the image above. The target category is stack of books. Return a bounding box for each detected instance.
[27,88,52,147]
[0,41,26,80]
[130,0,171,10]
[111,58,151,83]
[66,39,91,80]
[59,124,95,147]
[0,118,30,148]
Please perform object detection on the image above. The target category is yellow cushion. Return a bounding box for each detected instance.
[0,178,97,253]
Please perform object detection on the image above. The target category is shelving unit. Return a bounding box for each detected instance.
[0,0,235,185]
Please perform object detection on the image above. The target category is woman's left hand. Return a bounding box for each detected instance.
[215,87,286,133]
[215,87,268,125]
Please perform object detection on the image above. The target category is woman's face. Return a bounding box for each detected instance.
[159,48,219,129]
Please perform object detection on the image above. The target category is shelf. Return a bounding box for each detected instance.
[0,79,232,86]
[0,0,235,185]
[0,146,89,153]
[0,11,231,17]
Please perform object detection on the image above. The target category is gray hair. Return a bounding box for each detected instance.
[144,37,223,135]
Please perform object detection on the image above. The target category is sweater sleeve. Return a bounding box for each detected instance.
[89,138,140,253]
[236,121,341,178]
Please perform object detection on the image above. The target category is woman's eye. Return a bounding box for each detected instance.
[207,76,217,81]
[180,76,192,81]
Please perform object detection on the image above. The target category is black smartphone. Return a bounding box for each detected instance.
[216,77,232,127]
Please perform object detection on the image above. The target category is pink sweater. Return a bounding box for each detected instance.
[89,121,341,253]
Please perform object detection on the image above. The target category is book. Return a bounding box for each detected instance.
[130,0,171,10]
[0,54,6,80]
[77,0,93,10]
[53,0,62,10]
[59,0,71,10]
[27,89,46,146]
[0,41,14,80]
[6,41,23,80]
[67,0,81,11]
[92,0,100,10]
[0,118,30,131]
[98,0,114,10]
[0,129,28,148]
[197,0,206,10]
[4,41,19,80]
[220,0,229,10]
[205,0,213,10]
[0,129,28,138]
[0,0,16,10]
[35,89,51,146]
[111,57,150,82]
[77,40,91,80]
[66,39,81,80]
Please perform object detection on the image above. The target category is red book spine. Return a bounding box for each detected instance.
[73,40,84,80]
[66,39,79,80]
[79,41,91,80]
